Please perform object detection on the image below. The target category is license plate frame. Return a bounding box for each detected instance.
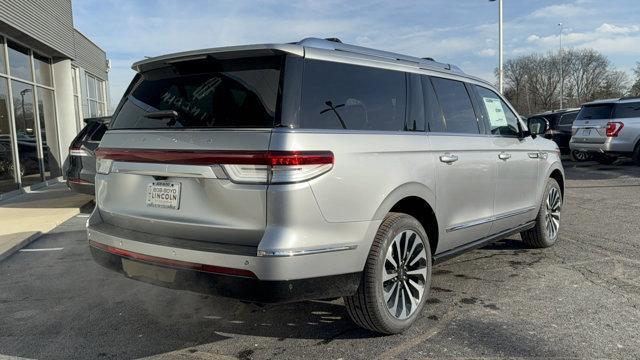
[582,129,592,136]
[145,181,181,210]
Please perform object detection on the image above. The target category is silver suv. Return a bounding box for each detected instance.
[87,38,564,334]
[570,97,640,165]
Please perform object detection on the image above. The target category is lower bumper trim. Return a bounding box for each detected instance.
[90,245,361,303]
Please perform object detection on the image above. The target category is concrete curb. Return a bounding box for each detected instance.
[0,231,43,263]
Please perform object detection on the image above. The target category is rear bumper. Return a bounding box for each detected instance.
[570,138,632,154]
[90,242,360,303]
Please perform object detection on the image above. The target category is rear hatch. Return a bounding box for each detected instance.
[571,103,614,144]
[95,53,288,249]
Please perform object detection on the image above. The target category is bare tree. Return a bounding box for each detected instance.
[501,48,630,115]
[630,62,640,97]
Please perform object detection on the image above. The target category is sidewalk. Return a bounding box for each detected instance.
[0,181,92,262]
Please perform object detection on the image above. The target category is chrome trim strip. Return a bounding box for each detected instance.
[493,207,536,221]
[446,216,493,233]
[257,245,357,257]
[446,207,536,232]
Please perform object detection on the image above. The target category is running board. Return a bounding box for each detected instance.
[432,221,536,264]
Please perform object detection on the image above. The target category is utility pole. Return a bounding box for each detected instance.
[490,0,504,93]
[558,23,564,109]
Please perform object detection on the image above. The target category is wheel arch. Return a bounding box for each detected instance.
[372,182,439,255]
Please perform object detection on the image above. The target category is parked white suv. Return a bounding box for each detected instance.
[570,97,640,165]
[87,38,565,334]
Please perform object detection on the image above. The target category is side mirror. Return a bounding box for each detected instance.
[527,118,549,139]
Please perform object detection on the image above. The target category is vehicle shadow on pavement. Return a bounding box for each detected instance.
[563,159,640,181]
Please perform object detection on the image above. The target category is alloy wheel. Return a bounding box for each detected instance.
[382,230,428,320]
[545,187,561,240]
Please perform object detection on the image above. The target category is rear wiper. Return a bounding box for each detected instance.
[144,110,179,119]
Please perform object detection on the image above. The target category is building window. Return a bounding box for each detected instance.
[86,73,106,117]
[71,66,83,132]
[33,53,52,87]
[0,37,5,74]
[7,41,32,81]
[0,35,61,192]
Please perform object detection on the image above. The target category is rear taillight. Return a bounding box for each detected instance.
[605,122,624,137]
[571,127,578,136]
[94,149,334,184]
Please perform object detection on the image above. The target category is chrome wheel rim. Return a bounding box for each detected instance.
[545,187,561,240]
[382,230,428,320]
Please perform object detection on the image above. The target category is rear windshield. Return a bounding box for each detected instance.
[577,104,613,120]
[613,102,640,119]
[110,56,284,129]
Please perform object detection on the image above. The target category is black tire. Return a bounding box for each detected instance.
[594,153,617,165]
[571,150,589,162]
[632,141,640,166]
[521,178,562,248]
[344,212,432,334]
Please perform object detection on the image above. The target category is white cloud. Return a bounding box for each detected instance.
[531,3,596,18]
[596,23,640,34]
[477,48,496,57]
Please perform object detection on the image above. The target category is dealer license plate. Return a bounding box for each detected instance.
[145,181,181,210]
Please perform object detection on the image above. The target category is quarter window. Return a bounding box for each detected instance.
[300,60,406,131]
[430,77,479,134]
[613,102,640,119]
[475,86,520,136]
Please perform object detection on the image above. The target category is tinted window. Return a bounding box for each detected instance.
[406,75,425,131]
[300,60,406,131]
[475,86,519,136]
[111,56,283,129]
[613,102,640,119]
[577,104,613,120]
[422,76,446,132]
[558,112,578,126]
[430,77,479,134]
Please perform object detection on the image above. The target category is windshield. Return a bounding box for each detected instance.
[110,55,284,129]
[576,104,614,120]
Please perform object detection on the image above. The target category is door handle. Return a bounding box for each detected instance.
[439,154,459,164]
[498,153,511,160]
[528,152,540,159]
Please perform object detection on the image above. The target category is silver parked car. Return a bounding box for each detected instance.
[87,38,564,334]
[570,97,640,165]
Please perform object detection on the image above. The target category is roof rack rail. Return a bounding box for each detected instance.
[619,96,640,101]
[297,37,465,75]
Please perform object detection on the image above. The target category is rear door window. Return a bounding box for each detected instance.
[430,77,479,134]
[577,104,614,120]
[110,56,284,129]
[613,102,640,119]
[299,60,406,131]
[422,76,446,132]
[474,85,520,136]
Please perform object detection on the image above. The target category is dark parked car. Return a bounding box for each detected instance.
[527,108,589,160]
[66,117,110,194]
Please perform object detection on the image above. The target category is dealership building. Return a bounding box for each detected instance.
[0,0,109,198]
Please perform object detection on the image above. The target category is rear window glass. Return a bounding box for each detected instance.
[558,112,578,125]
[577,104,613,120]
[111,56,283,129]
[87,122,107,141]
[300,60,406,131]
[430,77,479,134]
[613,102,640,119]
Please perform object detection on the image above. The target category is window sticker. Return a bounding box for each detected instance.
[482,97,508,127]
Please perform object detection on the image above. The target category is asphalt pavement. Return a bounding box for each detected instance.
[1,159,639,359]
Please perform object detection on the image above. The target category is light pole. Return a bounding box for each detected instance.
[558,23,564,109]
[19,88,32,133]
[489,0,504,93]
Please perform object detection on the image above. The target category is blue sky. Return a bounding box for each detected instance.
[72,0,640,110]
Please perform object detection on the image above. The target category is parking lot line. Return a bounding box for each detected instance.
[18,248,64,252]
